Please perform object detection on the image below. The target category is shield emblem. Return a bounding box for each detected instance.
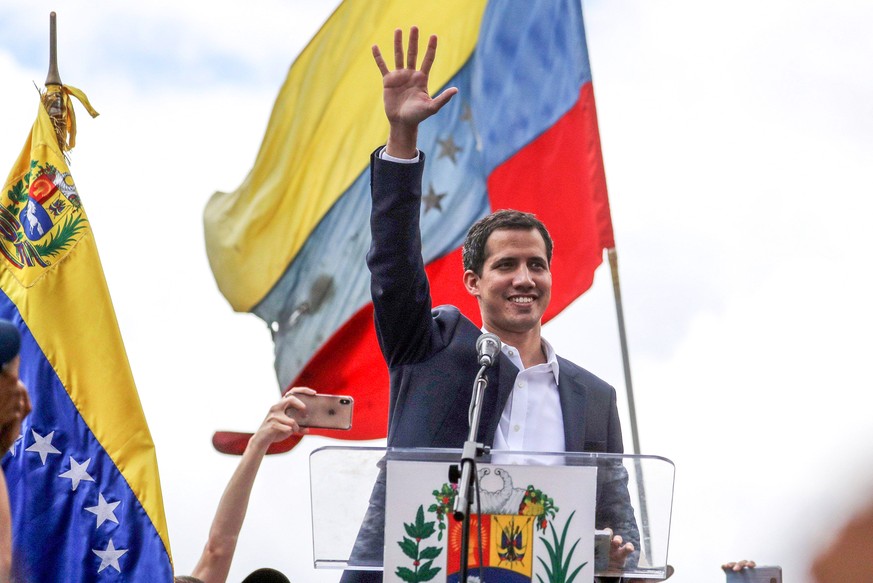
[446,513,535,582]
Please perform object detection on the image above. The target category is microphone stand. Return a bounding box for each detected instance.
[451,364,490,582]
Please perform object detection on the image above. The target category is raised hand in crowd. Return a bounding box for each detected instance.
[721,560,756,572]
[182,388,314,583]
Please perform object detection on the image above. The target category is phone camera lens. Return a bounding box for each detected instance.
[340,399,350,405]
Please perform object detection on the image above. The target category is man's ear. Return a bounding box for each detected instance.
[463,270,480,297]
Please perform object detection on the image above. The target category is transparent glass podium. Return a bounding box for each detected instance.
[311,447,674,581]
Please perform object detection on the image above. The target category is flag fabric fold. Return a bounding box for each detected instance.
[204,0,615,442]
[0,91,172,581]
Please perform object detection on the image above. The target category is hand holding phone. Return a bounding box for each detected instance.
[284,392,354,430]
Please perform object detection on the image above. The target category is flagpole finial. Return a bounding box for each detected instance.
[45,12,62,87]
[43,11,67,153]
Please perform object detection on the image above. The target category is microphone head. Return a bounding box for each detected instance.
[476,333,502,367]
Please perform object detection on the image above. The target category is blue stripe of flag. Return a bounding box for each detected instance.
[0,292,172,582]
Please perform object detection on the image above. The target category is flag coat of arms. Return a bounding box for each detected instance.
[0,90,173,581]
[204,0,614,441]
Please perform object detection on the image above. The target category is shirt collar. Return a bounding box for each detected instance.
[539,337,561,383]
[481,328,560,384]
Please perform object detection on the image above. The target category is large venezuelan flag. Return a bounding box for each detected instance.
[204,0,614,441]
[0,88,173,580]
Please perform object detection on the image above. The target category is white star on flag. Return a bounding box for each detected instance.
[25,430,61,464]
[85,493,120,529]
[59,457,95,491]
[92,539,128,573]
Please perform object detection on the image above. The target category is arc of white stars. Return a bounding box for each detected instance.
[85,493,120,529]
[59,456,95,491]
[25,430,61,464]
[92,539,127,573]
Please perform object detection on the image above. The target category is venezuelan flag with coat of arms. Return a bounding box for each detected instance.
[0,87,173,581]
[204,0,615,441]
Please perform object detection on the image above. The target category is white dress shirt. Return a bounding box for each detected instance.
[491,336,566,464]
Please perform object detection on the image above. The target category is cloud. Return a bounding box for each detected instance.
[0,2,339,91]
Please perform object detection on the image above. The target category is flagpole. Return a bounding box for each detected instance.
[607,248,641,454]
[44,12,66,149]
[607,247,654,562]
[45,12,62,87]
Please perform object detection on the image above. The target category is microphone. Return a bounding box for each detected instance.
[476,333,501,367]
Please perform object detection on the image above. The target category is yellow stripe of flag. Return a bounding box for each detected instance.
[1,103,171,563]
[204,0,488,311]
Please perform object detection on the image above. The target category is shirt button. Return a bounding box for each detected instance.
[518,380,526,388]
[513,424,521,432]
[508,350,515,356]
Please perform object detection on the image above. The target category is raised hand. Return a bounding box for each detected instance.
[248,386,315,452]
[372,26,457,158]
[722,560,757,572]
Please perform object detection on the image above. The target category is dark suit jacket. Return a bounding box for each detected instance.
[367,151,624,454]
[340,151,637,583]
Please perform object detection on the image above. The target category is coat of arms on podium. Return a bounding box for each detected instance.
[385,462,597,583]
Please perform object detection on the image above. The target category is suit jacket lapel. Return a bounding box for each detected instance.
[480,352,518,445]
[558,357,587,452]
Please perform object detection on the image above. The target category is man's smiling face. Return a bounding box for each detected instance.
[464,227,552,339]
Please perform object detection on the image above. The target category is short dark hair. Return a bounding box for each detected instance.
[241,568,291,583]
[462,209,553,275]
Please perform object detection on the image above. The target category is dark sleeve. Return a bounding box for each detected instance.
[606,386,624,455]
[342,464,387,579]
[366,150,443,367]
[595,460,640,560]
[595,387,641,568]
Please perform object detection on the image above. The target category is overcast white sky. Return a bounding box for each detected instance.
[1,1,872,582]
